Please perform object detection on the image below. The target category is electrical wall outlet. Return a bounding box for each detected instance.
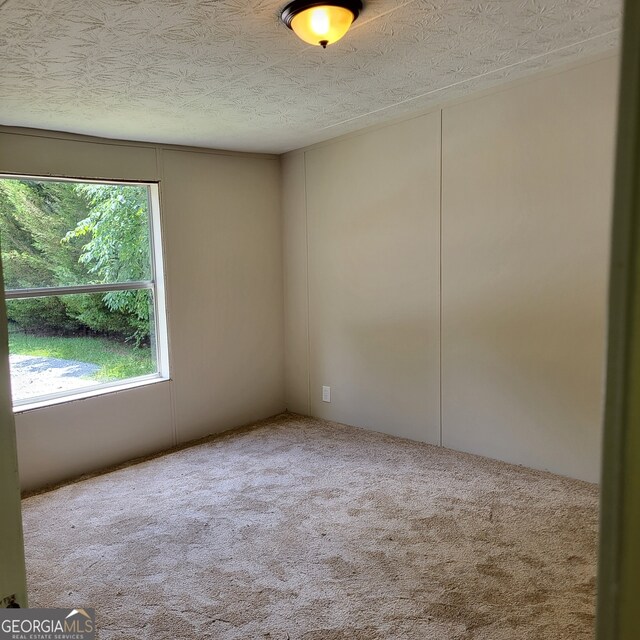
[322,386,331,403]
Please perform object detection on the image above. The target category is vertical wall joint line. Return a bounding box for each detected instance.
[156,145,178,447]
[303,151,311,416]
[439,109,444,448]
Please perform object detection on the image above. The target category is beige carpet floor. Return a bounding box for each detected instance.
[22,413,599,639]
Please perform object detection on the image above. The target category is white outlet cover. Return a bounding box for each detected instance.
[322,386,331,403]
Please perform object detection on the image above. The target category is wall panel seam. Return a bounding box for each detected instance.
[156,146,178,447]
[439,108,444,448]
[303,151,311,415]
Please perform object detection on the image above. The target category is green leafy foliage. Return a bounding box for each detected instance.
[63,184,151,283]
[0,179,153,345]
[0,179,88,289]
[5,298,80,334]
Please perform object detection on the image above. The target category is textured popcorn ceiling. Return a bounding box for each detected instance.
[0,0,623,153]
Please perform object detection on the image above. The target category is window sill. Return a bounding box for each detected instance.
[13,375,171,414]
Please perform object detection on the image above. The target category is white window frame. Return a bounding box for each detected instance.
[0,174,170,411]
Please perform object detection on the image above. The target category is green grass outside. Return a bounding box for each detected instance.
[8,331,155,381]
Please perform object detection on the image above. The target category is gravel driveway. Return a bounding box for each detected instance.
[10,354,100,401]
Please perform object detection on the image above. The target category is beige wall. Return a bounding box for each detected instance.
[441,58,617,482]
[304,114,442,443]
[283,56,618,482]
[282,152,310,416]
[161,149,284,442]
[0,130,285,491]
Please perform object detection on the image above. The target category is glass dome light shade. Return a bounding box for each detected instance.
[281,1,363,48]
[290,5,355,47]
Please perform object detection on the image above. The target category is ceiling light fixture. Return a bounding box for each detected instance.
[281,1,363,49]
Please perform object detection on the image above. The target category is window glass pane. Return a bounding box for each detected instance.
[0,178,152,289]
[7,291,157,404]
